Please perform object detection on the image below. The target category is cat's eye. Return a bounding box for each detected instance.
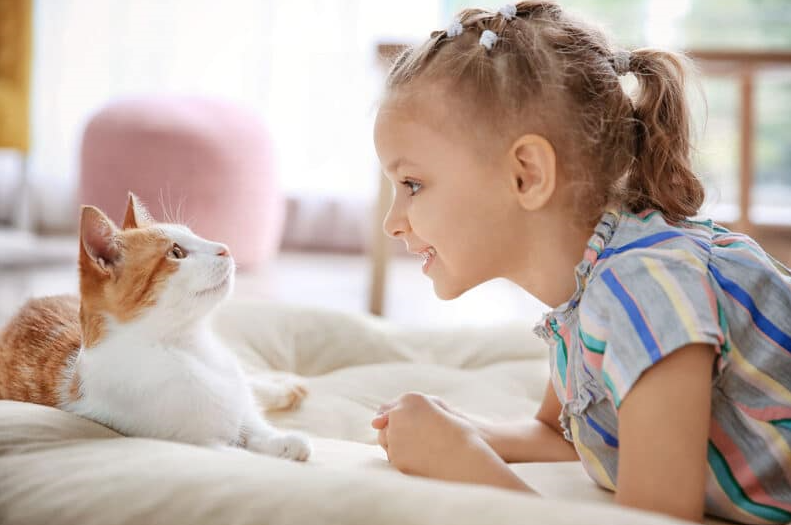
[168,244,187,260]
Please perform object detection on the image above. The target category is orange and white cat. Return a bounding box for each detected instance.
[0,194,311,461]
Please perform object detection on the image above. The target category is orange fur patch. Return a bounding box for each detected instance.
[78,228,179,347]
[0,295,81,406]
[68,370,82,403]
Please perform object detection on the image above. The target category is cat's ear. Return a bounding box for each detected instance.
[122,192,154,230]
[80,206,121,274]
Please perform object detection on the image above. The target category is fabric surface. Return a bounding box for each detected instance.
[0,299,723,525]
[78,96,284,268]
[536,209,791,524]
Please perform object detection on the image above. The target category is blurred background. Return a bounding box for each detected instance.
[1,0,789,329]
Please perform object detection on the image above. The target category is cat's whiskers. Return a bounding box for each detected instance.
[195,274,232,298]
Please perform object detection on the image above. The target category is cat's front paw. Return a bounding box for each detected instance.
[271,379,308,411]
[249,432,312,461]
[250,374,309,412]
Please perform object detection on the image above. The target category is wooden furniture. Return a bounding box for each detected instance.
[688,51,791,231]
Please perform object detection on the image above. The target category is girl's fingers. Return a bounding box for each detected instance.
[371,412,389,429]
[377,428,388,451]
[431,396,449,410]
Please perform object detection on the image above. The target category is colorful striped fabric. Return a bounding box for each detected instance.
[534,210,791,524]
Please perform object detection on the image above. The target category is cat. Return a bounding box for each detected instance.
[0,193,311,461]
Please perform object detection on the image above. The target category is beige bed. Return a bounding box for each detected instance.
[0,299,720,524]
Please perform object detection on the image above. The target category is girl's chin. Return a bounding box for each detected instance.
[424,259,480,300]
[431,278,468,301]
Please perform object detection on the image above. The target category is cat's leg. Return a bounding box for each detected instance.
[242,407,312,461]
[209,443,250,455]
[248,372,308,412]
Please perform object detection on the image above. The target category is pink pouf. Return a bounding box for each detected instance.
[79,96,284,269]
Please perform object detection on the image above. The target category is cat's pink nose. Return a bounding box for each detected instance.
[216,246,230,257]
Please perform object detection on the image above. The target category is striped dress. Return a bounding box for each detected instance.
[534,209,791,524]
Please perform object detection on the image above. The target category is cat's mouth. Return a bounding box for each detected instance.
[196,273,232,297]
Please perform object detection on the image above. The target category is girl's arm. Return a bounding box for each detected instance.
[474,380,579,463]
[373,392,534,491]
[615,343,715,523]
[371,382,579,463]
[374,381,578,464]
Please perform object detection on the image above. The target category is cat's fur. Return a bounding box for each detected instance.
[0,194,311,460]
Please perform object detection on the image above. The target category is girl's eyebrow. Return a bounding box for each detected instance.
[386,157,416,173]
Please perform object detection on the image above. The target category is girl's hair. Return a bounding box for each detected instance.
[385,1,704,225]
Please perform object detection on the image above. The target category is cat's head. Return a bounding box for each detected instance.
[78,193,234,344]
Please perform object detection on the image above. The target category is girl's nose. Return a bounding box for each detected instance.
[383,202,408,239]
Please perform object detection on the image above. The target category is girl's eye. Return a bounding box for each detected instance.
[168,243,186,259]
[401,179,422,196]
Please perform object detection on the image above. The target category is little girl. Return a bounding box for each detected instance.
[369,2,791,524]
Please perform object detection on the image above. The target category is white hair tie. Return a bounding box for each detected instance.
[498,4,517,20]
[611,50,632,75]
[447,19,463,38]
[479,29,498,50]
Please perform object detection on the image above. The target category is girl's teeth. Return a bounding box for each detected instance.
[420,247,436,262]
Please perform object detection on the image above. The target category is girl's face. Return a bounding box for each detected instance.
[373,98,523,300]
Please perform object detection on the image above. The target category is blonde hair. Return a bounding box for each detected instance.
[384,1,704,226]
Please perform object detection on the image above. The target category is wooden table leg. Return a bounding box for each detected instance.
[368,171,392,316]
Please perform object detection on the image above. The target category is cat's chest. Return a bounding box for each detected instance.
[71,340,251,444]
[83,340,242,389]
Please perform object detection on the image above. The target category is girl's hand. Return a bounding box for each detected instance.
[371,392,531,491]
[373,394,485,446]
[371,393,478,474]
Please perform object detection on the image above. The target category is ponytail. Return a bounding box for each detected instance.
[624,49,704,222]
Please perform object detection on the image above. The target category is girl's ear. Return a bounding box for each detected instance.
[508,134,557,211]
[80,206,121,274]
[122,192,154,229]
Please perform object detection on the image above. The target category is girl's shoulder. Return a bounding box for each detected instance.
[588,209,714,283]
[582,209,791,317]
